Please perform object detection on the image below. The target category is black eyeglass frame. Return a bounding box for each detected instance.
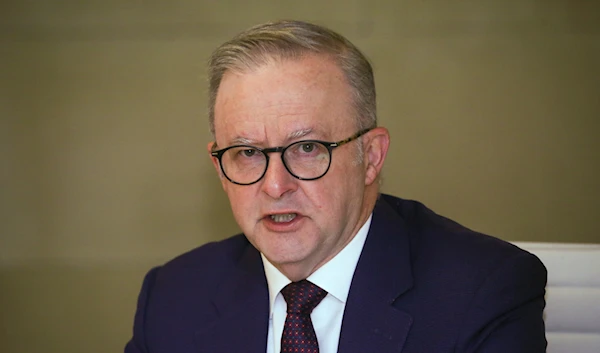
[210,127,373,185]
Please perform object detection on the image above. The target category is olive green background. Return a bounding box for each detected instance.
[1,1,598,352]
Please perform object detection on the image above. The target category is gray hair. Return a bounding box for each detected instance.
[207,20,377,138]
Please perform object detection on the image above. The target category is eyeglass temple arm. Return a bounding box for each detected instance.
[330,127,373,147]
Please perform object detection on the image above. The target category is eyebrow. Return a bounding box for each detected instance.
[228,128,315,147]
[287,128,313,141]
[230,136,254,145]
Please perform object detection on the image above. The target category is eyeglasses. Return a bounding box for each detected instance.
[211,128,372,185]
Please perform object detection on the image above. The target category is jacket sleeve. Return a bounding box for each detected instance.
[457,251,548,353]
[124,266,161,353]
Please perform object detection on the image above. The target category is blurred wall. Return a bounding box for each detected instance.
[1,1,599,352]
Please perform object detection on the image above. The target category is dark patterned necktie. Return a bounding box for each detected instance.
[280,280,328,353]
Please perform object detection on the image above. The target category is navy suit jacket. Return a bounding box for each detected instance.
[125,194,547,352]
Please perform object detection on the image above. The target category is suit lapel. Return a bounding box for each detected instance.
[338,197,414,353]
[195,243,270,353]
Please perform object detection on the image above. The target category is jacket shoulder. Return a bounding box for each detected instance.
[153,233,252,284]
[377,193,544,277]
[376,194,547,351]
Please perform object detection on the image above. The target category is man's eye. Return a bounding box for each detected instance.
[241,149,257,157]
[300,143,315,153]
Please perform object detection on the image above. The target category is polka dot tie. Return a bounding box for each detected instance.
[280,280,327,353]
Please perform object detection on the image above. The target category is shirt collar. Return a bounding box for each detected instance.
[261,214,372,315]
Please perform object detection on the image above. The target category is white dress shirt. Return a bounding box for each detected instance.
[262,215,372,353]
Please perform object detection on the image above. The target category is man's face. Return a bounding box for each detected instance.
[210,55,373,280]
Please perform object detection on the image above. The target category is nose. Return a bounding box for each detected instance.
[260,154,298,199]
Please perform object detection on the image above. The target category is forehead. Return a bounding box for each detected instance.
[213,55,355,144]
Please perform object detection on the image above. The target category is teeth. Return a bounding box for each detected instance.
[270,213,297,223]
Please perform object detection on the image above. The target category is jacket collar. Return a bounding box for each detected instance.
[337,196,414,352]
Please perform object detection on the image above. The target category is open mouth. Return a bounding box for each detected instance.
[269,213,297,223]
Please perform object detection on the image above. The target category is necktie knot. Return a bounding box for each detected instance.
[281,279,327,314]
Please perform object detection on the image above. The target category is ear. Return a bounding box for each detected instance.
[363,127,390,186]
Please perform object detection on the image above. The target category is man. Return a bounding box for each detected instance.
[125,20,547,353]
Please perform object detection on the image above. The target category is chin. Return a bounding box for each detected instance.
[262,246,311,266]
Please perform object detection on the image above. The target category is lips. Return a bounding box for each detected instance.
[270,213,297,223]
[262,211,303,231]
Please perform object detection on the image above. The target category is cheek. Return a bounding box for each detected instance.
[301,180,344,218]
[225,187,254,218]
[321,166,365,213]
